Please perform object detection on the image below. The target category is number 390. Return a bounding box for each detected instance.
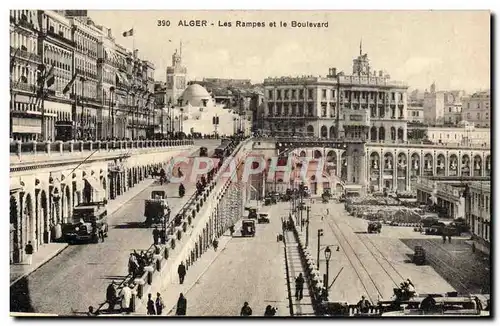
[157,20,171,27]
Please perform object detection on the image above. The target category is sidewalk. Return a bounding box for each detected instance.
[10,242,67,286]
[284,231,316,316]
[163,233,233,315]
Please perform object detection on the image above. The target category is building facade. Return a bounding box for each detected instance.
[263,49,408,143]
[466,181,490,254]
[461,90,491,128]
[423,83,465,126]
[9,10,157,142]
[426,125,490,146]
[407,103,424,124]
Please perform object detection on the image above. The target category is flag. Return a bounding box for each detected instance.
[115,72,120,85]
[63,72,78,94]
[122,28,134,37]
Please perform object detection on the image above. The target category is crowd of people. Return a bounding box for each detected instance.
[128,250,154,278]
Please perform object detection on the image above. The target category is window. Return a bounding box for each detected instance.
[392,92,396,100]
[322,89,327,99]
[308,89,313,99]
[277,90,281,99]
[477,112,480,119]
[467,113,471,119]
[449,107,452,112]
[332,89,335,98]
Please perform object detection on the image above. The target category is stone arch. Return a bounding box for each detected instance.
[461,154,470,176]
[326,150,337,163]
[397,127,404,141]
[390,127,396,141]
[379,127,385,142]
[473,155,482,176]
[423,153,434,176]
[436,154,446,176]
[329,126,337,138]
[72,181,79,207]
[340,151,347,181]
[62,185,71,223]
[39,190,49,245]
[82,179,92,204]
[410,152,420,181]
[369,152,381,192]
[320,125,328,138]
[306,125,314,137]
[383,152,394,190]
[370,127,377,141]
[10,195,20,263]
[299,150,306,157]
[449,154,458,176]
[313,149,322,159]
[397,153,407,191]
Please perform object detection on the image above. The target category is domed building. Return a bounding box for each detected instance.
[178,84,214,107]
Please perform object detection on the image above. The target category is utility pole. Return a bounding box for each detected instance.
[317,229,323,270]
[306,205,311,247]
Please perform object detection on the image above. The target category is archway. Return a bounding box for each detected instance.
[397,153,407,191]
[306,125,314,137]
[370,127,377,141]
[10,195,19,263]
[340,152,347,181]
[72,181,79,207]
[313,150,322,159]
[320,126,328,138]
[398,128,404,141]
[326,150,337,177]
[461,154,470,177]
[83,179,92,203]
[390,127,396,141]
[299,150,306,157]
[329,126,337,138]
[379,127,385,142]
[449,154,458,176]
[436,154,446,176]
[383,153,394,190]
[101,176,107,200]
[369,152,380,192]
[410,153,420,186]
[473,155,482,177]
[424,153,434,177]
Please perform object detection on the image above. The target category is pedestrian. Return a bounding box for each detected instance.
[178,261,186,284]
[105,280,118,312]
[321,215,324,221]
[295,273,305,300]
[357,295,371,313]
[264,305,277,316]
[87,306,96,316]
[120,284,133,314]
[24,241,33,265]
[99,227,105,242]
[128,253,139,276]
[155,292,165,315]
[442,234,446,244]
[212,238,219,251]
[152,226,160,245]
[448,235,452,243]
[326,208,329,215]
[176,293,187,316]
[147,293,156,315]
[240,301,252,316]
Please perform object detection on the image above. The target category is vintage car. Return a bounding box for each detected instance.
[367,221,382,233]
[241,219,256,237]
[144,190,170,226]
[257,212,270,224]
[62,201,108,244]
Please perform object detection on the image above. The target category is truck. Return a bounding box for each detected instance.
[62,201,108,244]
[144,190,170,226]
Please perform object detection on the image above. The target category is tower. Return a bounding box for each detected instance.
[166,42,187,105]
[352,39,371,76]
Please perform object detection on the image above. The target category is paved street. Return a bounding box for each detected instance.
[168,203,289,316]
[11,142,220,315]
[296,201,455,304]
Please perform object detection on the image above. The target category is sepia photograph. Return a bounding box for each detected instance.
[8,8,491,318]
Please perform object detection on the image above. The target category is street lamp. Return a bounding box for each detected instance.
[317,229,324,269]
[324,246,332,298]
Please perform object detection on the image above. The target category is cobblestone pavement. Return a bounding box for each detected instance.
[299,201,455,305]
[16,143,220,315]
[169,204,290,316]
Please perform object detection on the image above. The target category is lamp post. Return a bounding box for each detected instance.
[324,246,332,298]
[317,229,323,270]
[306,205,311,248]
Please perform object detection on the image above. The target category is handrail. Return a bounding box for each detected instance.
[10,139,195,156]
[282,227,295,316]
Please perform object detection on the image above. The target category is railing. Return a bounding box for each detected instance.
[10,139,194,157]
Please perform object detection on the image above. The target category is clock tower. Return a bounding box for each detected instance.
[166,42,187,106]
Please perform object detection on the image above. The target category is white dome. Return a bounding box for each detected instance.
[180,84,212,107]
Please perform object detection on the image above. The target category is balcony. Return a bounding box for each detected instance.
[10,46,40,62]
[343,109,370,126]
[11,81,36,93]
[10,139,195,166]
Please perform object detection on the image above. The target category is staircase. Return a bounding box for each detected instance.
[283,231,316,316]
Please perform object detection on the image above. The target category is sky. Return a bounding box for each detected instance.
[88,10,490,93]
